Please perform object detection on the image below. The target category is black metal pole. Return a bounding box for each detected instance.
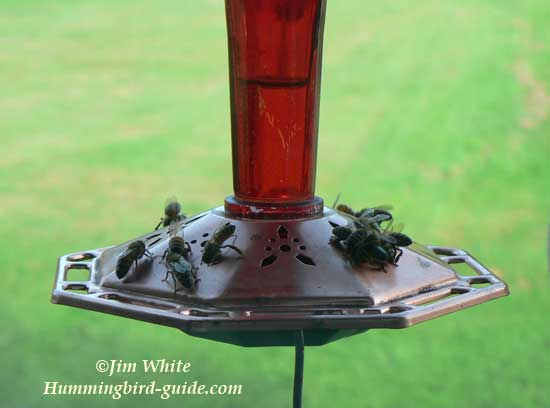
[293,330,305,408]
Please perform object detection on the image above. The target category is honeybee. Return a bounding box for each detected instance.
[161,224,191,261]
[116,240,152,280]
[201,222,243,265]
[378,222,412,264]
[155,197,186,230]
[333,196,393,225]
[355,205,393,220]
[161,225,197,292]
[163,254,198,292]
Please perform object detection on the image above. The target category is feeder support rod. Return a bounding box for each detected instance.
[293,330,305,408]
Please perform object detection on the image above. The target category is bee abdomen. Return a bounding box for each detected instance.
[169,258,196,289]
[168,236,187,255]
[115,240,146,279]
[175,269,195,289]
[201,243,220,265]
[212,223,236,244]
[389,232,412,247]
[116,255,133,279]
[336,204,355,216]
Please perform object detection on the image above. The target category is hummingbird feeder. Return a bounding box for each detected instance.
[52,1,509,406]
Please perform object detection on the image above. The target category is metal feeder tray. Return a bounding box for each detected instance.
[52,206,508,347]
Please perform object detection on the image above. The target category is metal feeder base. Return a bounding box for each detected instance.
[52,207,508,347]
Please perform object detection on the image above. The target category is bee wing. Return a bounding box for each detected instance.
[172,258,192,274]
[373,218,393,235]
[379,218,394,233]
[119,246,135,259]
[380,233,397,244]
[212,221,232,242]
[352,220,363,230]
[164,196,179,208]
[391,222,405,233]
[367,214,390,224]
[165,196,179,206]
[168,221,180,237]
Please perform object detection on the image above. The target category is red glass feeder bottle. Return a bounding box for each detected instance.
[224,0,326,217]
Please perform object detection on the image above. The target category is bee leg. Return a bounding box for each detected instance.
[161,249,168,261]
[154,218,164,231]
[394,248,403,264]
[170,272,177,294]
[185,242,192,254]
[220,244,243,256]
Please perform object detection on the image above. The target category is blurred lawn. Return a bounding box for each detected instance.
[1,0,549,407]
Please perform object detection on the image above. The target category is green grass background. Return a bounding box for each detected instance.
[1,0,549,407]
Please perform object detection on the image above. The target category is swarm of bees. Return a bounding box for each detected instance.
[201,222,243,265]
[155,197,186,230]
[115,198,245,293]
[331,201,413,271]
[115,240,152,280]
